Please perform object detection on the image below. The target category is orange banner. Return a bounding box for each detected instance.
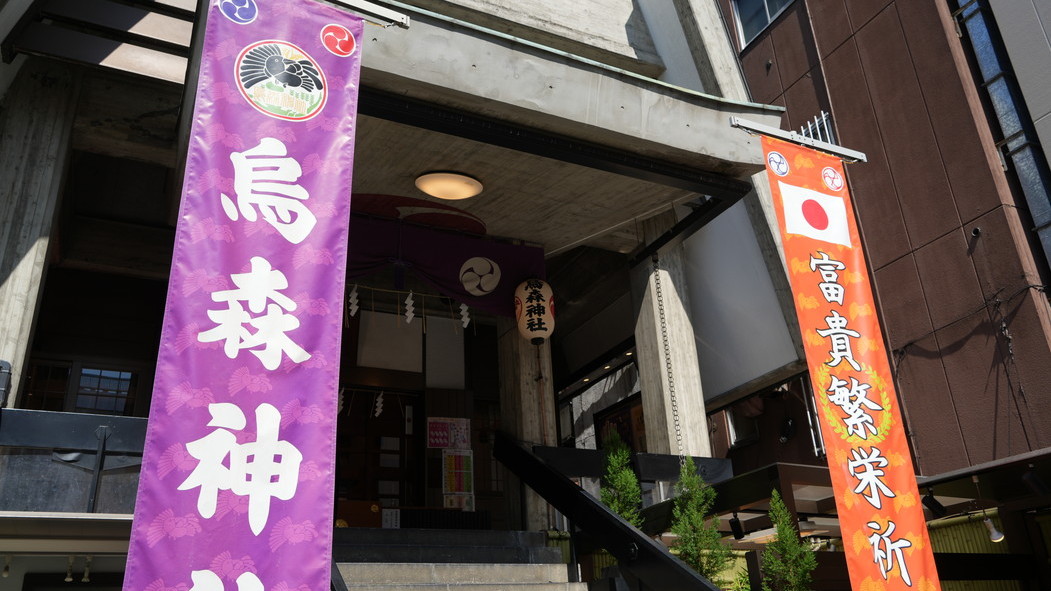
[762,136,941,590]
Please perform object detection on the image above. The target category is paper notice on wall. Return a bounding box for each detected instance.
[427,417,470,449]
[443,494,475,512]
[381,508,400,529]
[442,448,473,494]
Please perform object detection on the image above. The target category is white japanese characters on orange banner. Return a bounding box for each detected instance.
[764,134,940,590]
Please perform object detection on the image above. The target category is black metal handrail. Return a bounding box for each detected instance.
[493,430,721,591]
[0,408,147,453]
[0,408,351,590]
[0,408,148,512]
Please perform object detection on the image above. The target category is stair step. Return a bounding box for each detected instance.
[339,563,571,585]
[333,544,564,564]
[332,528,562,564]
[332,528,578,588]
[338,580,588,584]
[334,528,548,548]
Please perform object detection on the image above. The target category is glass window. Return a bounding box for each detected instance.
[74,367,136,415]
[21,360,142,416]
[734,0,796,46]
[726,407,760,448]
[951,0,1051,269]
[22,362,71,412]
[736,0,769,45]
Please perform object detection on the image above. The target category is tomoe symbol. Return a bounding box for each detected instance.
[218,0,258,24]
[460,257,501,297]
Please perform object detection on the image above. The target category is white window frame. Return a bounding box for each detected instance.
[732,0,797,48]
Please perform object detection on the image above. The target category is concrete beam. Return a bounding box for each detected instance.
[360,9,783,177]
[6,2,781,179]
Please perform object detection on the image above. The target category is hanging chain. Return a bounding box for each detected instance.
[652,254,686,466]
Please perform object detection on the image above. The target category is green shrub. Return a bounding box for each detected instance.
[761,490,817,591]
[599,431,643,528]
[731,566,753,591]
[671,456,732,584]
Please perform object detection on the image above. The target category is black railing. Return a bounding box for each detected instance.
[493,431,722,591]
[0,408,146,513]
[0,408,351,591]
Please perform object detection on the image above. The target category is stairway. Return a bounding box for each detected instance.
[333,528,588,590]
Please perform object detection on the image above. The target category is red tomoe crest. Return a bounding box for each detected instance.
[321,24,356,57]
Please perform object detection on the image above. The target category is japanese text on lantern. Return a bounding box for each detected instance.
[523,280,548,333]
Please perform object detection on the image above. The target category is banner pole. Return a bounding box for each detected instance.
[730,116,868,163]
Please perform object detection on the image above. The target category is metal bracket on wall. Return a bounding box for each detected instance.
[730,116,868,163]
[326,0,410,28]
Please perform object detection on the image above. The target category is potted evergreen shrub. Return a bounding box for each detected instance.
[761,489,817,591]
[600,431,643,527]
[670,455,733,586]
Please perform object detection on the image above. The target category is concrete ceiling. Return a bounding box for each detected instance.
[352,115,698,256]
[64,69,705,259]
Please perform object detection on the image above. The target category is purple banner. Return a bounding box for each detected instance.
[124,3,362,591]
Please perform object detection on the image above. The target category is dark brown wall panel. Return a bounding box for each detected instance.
[769,3,820,89]
[893,334,967,474]
[781,69,825,131]
[911,229,984,329]
[935,312,1031,465]
[896,0,1006,222]
[807,0,853,57]
[825,41,912,268]
[843,0,893,30]
[872,254,933,349]
[853,7,961,248]
[964,212,1051,449]
[769,95,789,129]
[991,295,1051,449]
[965,208,1043,300]
[740,35,784,105]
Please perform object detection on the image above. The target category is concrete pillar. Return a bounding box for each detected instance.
[497,317,557,531]
[671,0,752,101]
[0,59,78,406]
[631,211,712,457]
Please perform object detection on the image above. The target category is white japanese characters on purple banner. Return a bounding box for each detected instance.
[124,3,362,591]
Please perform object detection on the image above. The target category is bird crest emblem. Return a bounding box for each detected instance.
[235,40,327,121]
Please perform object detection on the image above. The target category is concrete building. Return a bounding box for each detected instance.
[11,0,1049,588]
[0,0,797,589]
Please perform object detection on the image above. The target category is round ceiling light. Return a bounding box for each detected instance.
[415,171,484,200]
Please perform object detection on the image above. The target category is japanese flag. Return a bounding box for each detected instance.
[779,181,852,247]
